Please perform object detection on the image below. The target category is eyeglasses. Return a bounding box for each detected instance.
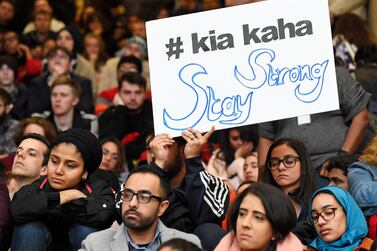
[122,188,163,204]
[310,207,338,224]
[268,155,300,170]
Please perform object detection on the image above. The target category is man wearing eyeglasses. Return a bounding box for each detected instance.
[80,166,201,251]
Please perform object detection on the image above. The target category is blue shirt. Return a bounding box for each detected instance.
[125,223,162,251]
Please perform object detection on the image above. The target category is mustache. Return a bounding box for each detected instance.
[123,208,141,217]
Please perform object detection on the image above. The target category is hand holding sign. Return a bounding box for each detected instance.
[182,126,215,159]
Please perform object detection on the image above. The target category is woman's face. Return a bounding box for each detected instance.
[99,141,120,172]
[56,30,74,52]
[311,193,347,242]
[229,129,243,150]
[236,193,274,251]
[84,37,100,57]
[47,143,87,190]
[24,123,45,136]
[270,144,301,192]
[243,155,258,182]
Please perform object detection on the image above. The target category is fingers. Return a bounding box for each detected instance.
[149,134,174,148]
[183,126,216,142]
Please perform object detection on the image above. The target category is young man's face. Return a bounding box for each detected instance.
[0,64,15,86]
[51,84,78,116]
[3,32,18,55]
[119,81,145,112]
[12,138,48,179]
[34,14,51,33]
[47,143,87,190]
[328,168,348,190]
[0,1,14,23]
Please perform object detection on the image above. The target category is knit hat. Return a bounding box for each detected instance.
[51,129,102,175]
[0,55,18,77]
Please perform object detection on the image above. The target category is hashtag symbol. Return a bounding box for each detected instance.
[165,37,184,60]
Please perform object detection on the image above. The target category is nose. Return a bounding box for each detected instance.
[128,194,139,208]
[16,150,25,159]
[277,161,286,170]
[240,215,252,229]
[104,152,111,161]
[54,164,64,175]
[317,215,327,226]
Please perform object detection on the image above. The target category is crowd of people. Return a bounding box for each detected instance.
[0,0,377,250]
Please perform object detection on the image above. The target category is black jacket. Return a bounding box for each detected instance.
[98,101,153,162]
[27,72,93,116]
[151,157,229,231]
[11,176,115,246]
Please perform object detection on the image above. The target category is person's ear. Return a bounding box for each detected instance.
[157,199,169,216]
[81,170,88,180]
[72,96,79,106]
[40,165,47,176]
[5,104,13,114]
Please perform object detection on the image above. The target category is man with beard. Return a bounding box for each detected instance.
[80,166,201,250]
[98,71,153,168]
[146,126,229,250]
[0,87,18,157]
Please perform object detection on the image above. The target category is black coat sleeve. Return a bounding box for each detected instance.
[63,180,116,229]
[0,178,12,251]
[11,178,60,224]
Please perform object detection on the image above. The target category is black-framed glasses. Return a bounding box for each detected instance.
[268,155,300,170]
[122,188,163,204]
[310,207,338,224]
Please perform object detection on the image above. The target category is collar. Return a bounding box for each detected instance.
[125,222,161,250]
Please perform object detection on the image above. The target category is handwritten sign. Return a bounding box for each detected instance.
[146,0,338,137]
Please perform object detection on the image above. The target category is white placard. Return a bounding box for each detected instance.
[146,0,338,137]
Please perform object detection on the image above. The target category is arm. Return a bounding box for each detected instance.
[341,108,369,154]
[11,179,60,224]
[65,181,116,229]
[182,127,230,224]
[348,163,377,209]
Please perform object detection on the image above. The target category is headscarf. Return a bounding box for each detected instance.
[308,186,368,251]
[51,128,102,175]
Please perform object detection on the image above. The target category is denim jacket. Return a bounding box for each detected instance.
[348,161,377,216]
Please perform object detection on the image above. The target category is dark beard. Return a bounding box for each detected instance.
[165,153,183,180]
[122,209,156,232]
[0,112,8,126]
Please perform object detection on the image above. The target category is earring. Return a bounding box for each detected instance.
[271,236,276,241]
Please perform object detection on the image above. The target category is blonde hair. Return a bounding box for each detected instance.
[359,135,377,165]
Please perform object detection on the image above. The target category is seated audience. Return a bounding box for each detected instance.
[98,72,152,168]
[147,126,229,250]
[325,155,358,191]
[260,138,317,244]
[0,88,18,157]
[13,116,57,146]
[308,186,373,251]
[215,183,303,251]
[33,74,98,135]
[21,9,57,59]
[56,27,97,95]
[90,137,128,192]
[27,46,93,115]
[80,166,201,250]
[2,31,42,83]
[11,129,115,251]
[0,55,29,120]
[348,134,377,217]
